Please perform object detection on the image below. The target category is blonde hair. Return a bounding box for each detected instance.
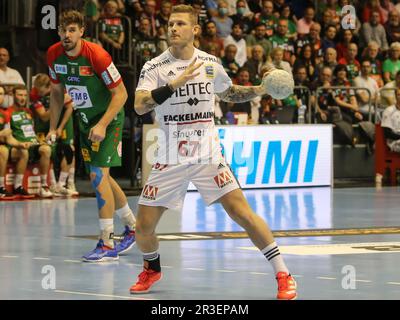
[171,5,198,25]
[33,73,50,89]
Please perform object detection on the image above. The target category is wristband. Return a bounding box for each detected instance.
[151,84,175,105]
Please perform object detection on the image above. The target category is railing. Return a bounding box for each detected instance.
[315,86,373,123]
[0,0,35,28]
[95,15,133,67]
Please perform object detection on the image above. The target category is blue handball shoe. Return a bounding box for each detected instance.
[115,226,136,255]
[82,239,119,262]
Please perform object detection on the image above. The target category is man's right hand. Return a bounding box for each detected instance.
[19,142,31,149]
[169,58,204,90]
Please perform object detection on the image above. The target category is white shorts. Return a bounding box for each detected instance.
[139,159,240,212]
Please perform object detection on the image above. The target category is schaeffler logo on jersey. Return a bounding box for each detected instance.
[214,170,234,189]
[65,85,93,108]
[142,185,159,201]
[145,59,171,72]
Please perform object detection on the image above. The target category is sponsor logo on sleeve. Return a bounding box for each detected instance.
[106,62,121,83]
[79,66,93,76]
[49,67,57,80]
[205,65,214,79]
[101,71,112,85]
[54,64,67,74]
[142,185,159,201]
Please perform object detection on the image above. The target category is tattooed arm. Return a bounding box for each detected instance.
[134,90,157,115]
[216,84,266,103]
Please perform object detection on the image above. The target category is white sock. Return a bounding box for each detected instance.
[58,171,69,187]
[261,242,289,275]
[41,175,48,187]
[99,218,114,248]
[49,169,57,187]
[0,176,4,188]
[14,174,23,189]
[68,167,75,185]
[116,203,136,230]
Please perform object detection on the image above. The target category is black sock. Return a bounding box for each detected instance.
[145,254,161,272]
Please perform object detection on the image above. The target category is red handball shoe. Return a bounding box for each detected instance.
[276,272,297,300]
[130,266,162,294]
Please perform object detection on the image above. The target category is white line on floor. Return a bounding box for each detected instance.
[291,275,304,278]
[33,257,51,260]
[54,290,154,300]
[216,269,236,273]
[387,282,400,285]
[185,268,205,271]
[161,265,173,269]
[355,280,372,283]
[1,255,19,258]
[63,260,81,263]
[317,277,337,280]
[249,272,269,275]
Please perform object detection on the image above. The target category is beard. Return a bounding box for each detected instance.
[62,40,77,52]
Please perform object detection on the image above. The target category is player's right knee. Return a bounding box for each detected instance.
[0,145,9,159]
[135,221,156,237]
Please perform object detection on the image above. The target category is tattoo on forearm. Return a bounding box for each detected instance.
[217,85,259,103]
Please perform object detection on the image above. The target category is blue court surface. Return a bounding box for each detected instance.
[0,186,399,300]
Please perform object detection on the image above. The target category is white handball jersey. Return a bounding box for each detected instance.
[136,48,232,164]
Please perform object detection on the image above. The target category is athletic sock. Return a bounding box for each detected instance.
[0,176,4,188]
[143,251,161,272]
[49,169,57,187]
[99,218,114,248]
[14,174,23,189]
[116,203,136,230]
[261,242,289,275]
[58,171,69,188]
[41,175,48,187]
[68,167,75,185]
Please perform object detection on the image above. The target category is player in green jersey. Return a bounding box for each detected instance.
[47,10,136,262]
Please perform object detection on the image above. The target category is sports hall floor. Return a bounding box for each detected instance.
[0,186,399,300]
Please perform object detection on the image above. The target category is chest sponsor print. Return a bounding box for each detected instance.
[65,85,93,109]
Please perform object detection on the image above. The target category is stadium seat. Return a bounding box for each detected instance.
[375,124,400,185]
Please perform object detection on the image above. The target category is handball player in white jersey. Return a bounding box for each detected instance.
[131,4,297,300]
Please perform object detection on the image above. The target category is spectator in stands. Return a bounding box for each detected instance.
[353,58,380,118]
[270,18,296,65]
[318,0,340,27]
[244,45,267,85]
[333,64,363,123]
[296,22,323,63]
[7,86,53,198]
[296,6,316,37]
[30,74,77,196]
[221,44,240,78]
[134,0,157,37]
[252,0,278,38]
[385,10,400,45]
[383,41,400,83]
[125,0,144,22]
[338,42,360,84]
[245,23,272,60]
[212,0,233,38]
[319,7,336,32]
[270,47,292,75]
[362,41,384,87]
[322,25,338,52]
[313,66,338,123]
[192,0,209,26]
[155,0,172,31]
[293,44,317,82]
[360,10,389,53]
[317,47,338,76]
[229,68,254,116]
[230,0,253,34]
[381,87,400,153]
[84,0,101,38]
[200,20,224,58]
[380,70,400,108]
[205,0,219,17]
[293,65,312,110]
[99,0,125,50]
[247,0,261,14]
[134,16,158,62]
[279,4,297,40]
[0,48,25,108]
[362,0,388,24]
[335,29,355,61]
[224,22,247,67]
[0,85,31,200]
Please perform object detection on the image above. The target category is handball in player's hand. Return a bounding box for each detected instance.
[261,69,294,100]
